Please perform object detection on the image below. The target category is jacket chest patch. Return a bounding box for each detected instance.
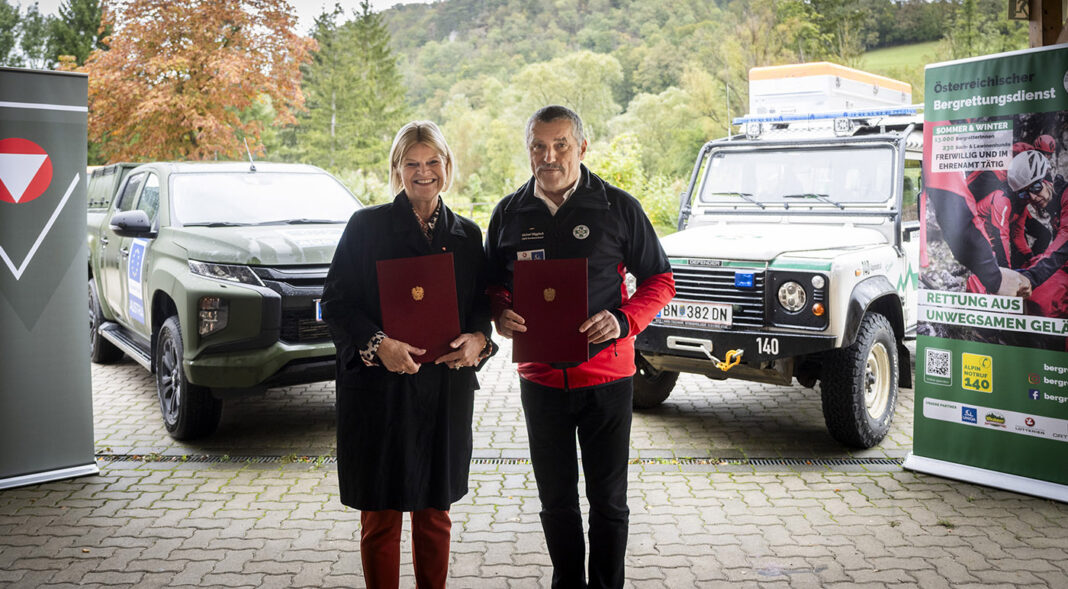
[572,224,590,240]
[521,229,545,241]
[517,249,546,261]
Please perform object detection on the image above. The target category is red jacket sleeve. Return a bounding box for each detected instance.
[618,271,675,336]
[976,191,1012,266]
[1011,209,1033,262]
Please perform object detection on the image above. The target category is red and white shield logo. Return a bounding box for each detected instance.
[0,137,53,204]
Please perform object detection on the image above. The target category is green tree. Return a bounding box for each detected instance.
[941,0,1027,60]
[18,3,52,69]
[47,0,108,67]
[273,6,352,168]
[438,76,527,203]
[274,2,407,178]
[607,85,708,178]
[584,133,682,232]
[511,50,623,141]
[944,0,985,57]
[807,0,867,65]
[342,1,408,172]
[0,0,20,66]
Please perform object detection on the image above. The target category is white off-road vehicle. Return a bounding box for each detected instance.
[634,67,922,448]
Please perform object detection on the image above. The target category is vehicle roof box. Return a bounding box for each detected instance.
[749,62,912,117]
[87,162,139,209]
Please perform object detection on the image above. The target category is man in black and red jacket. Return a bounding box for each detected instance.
[485,105,674,588]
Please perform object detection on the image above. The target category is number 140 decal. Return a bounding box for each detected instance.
[756,337,779,355]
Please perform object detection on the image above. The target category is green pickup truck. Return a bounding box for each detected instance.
[87,162,361,439]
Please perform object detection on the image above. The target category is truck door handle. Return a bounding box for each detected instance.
[120,247,129,258]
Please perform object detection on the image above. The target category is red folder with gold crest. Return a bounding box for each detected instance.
[512,258,589,363]
[377,253,460,363]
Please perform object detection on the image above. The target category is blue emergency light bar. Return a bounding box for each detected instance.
[732,105,921,126]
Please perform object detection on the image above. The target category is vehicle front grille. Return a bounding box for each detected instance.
[253,265,332,344]
[281,308,332,343]
[668,264,767,328]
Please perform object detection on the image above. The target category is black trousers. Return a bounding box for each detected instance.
[520,377,633,589]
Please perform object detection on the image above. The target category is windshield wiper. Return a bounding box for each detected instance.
[782,193,844,209]
[182,221,252,227]
[704,191,765,209]
[256,219,341,225]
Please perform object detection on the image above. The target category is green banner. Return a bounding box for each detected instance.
[0,68,97,489]
[907,45,1068,501]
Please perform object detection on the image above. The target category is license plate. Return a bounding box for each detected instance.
[314,298,323,322]
[657,300,732,327]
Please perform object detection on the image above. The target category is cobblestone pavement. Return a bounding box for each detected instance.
[2,340,1066,587]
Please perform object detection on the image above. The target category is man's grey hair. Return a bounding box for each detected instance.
[525,105,586,148]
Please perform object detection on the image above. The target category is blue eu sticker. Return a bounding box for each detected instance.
[961,406,977,424]
[734,272,754,288]
[127,239,148,324]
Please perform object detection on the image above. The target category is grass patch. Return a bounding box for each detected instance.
[860,41,942,103]
[862,41,941,71]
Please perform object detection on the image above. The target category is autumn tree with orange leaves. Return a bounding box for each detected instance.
[83,0,313,162]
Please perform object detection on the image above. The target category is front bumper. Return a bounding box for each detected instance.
[635,323,837,364]
[185,339,335,390]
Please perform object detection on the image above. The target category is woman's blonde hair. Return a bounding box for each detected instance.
[388,120,455,196]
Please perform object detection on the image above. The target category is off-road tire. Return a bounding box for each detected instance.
[89,279,123,364]
[155,316,222,440]
[820,312,898,448]
[633,355,679,409]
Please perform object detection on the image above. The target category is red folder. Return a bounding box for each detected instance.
[377,253,460,363]
[512,258,589,363]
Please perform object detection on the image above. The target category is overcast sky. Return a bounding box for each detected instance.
[27,0,429,36]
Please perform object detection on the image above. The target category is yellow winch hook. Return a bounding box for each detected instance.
[716,349,743,371]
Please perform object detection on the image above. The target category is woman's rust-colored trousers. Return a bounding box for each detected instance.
[360,508,451,589]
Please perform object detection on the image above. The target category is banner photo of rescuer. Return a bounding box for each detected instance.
[922,110,1068,348]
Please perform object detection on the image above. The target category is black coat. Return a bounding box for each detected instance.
[321,192,493,511]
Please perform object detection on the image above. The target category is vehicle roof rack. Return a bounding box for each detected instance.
[732,104,922,126]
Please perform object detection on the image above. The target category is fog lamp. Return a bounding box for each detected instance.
[198,296,229,336]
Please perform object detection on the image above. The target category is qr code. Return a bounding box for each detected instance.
[925,348,951,378]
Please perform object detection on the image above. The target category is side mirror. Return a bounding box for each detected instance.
[110,210,156,238]
[677,192,691,231]
[902,225,921,242]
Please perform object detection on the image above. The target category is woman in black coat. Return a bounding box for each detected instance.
[321,121,495,589]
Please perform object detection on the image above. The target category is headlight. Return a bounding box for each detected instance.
[777,281,807,313]
[198,296,228,335]
[770,272,828,329]
[188,261,263,286]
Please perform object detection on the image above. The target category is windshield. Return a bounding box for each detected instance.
[171,171,360,226]
[697,145,896,208]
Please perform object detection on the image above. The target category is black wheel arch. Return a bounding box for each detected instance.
[844,276,912,388]
[151,291,179,373]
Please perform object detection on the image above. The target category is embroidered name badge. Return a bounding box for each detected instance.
[572,225,590,240]
[517,249,546,261]
[521,229,545,241]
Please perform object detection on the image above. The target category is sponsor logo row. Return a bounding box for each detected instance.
[924,398,1068,443]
